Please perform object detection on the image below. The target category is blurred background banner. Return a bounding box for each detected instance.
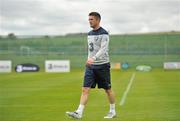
[0,60,11,72]
[45,60,70,72]
[164,62,180,69]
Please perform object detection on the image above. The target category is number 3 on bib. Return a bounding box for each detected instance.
[89,42,94,52]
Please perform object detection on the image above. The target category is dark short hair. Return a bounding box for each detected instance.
[89,12,101,21]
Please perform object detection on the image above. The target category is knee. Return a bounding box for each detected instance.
[105,89,113,95]
[82,87,90,95]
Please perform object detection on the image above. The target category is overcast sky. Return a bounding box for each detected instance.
[0,0,180,35]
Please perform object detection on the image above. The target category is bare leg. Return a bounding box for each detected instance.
[104,88,116,118]
[80,87,91,105]
[75,87,91,115]
[105,89,115,104]
[66,87,90,119]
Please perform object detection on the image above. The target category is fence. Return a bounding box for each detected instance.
[0,32,180,69]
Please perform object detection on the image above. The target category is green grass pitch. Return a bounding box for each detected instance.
[0,69,180,121]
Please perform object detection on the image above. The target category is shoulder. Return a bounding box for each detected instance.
[88,27,109,36]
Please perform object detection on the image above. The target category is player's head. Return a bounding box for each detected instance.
[88,12,101,29]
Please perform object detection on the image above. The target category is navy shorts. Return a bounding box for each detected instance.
[83,63,111,90]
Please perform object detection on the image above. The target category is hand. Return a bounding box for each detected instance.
[86,58,94,66]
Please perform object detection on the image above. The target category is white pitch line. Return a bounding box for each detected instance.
[120,73,136,106]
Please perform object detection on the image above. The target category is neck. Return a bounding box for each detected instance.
[93,25,100,31]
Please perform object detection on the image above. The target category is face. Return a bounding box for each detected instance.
[88,16,100,29]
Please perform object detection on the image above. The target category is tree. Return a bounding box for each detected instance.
[44,35,50,38]
[7,33,16,39]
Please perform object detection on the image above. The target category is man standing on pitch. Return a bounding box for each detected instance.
[66,12,116,119]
